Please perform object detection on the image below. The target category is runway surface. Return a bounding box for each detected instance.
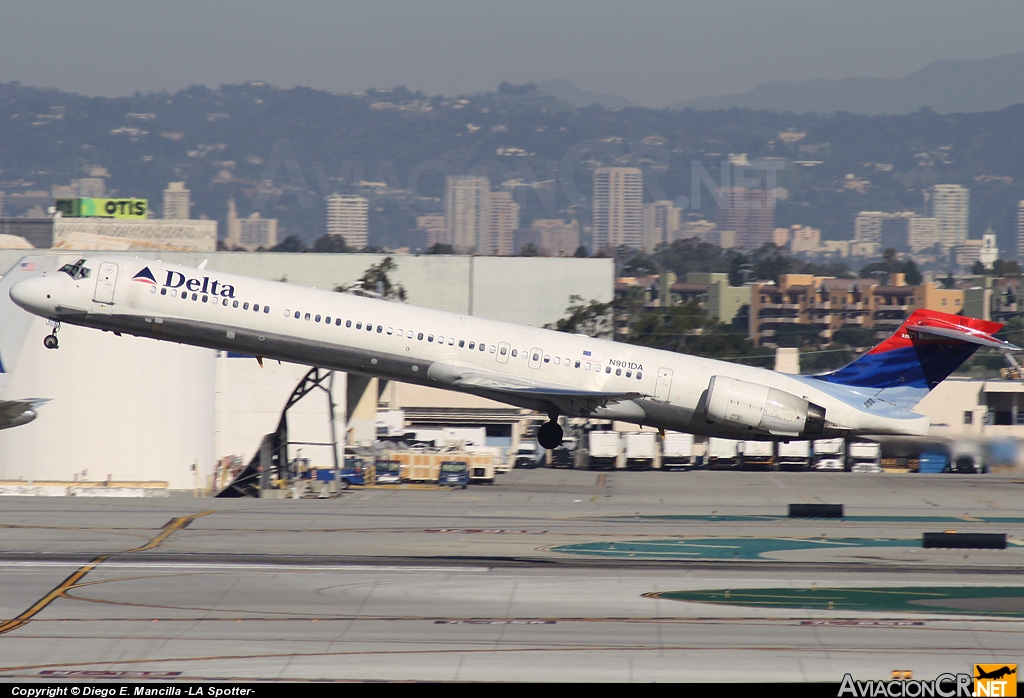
[1,469,1023,682]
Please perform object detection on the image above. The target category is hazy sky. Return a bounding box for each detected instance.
[4,0,1024,107]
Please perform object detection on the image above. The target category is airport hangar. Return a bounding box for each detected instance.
[0,251,613,490]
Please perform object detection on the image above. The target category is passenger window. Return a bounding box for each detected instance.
[418,332,424,340]
[458,340,465,348]
[626,370,632,378]
[202,295,208,303]
[636,372,642,380]
[377,325,383,333]
[533,353,540,361]
[191,293,198,301]
[428,335,434,342]
[480,344,486,352]
[224,299,230,307]
[232,300,238,308]
[511,349,517,357]
[469,342,475,349]
[575,361,581,369]
[606,366,612,374]
[264,306,270,313]
[500,347,507,355]
[335,318,341,326]
[254,304,260,312]
[243,302,250,310]
[357,321,362,329]
[285,310,291,317]
[325,316,331,324]
[554,357,561,365]
[346,320,352,328]
[398,329,404,337]
[387,327,393,335]
[160,288,167,296]
[438,336,444,343]
[367,323,373,332]
[448,337,454,345]
[315,314,321,322]
[585,362,591,370]
[616,368,622,376]
[543,355,550,363]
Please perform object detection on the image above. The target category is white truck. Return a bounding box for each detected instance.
[587,431,622,470]
[777,441,812,471]
[514,442,544,469]
[848,441,882,473]
[813,438,846,472]
[624,432,657,470]
[738,441,775,470]
[661,432,695,471]
[706,438,739,469]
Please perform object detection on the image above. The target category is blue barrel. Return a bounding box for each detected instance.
[918,452,949,474]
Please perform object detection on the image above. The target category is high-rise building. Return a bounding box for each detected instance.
[444,176,491,253]
[1016,201,1024,261]
[531,219,580,256]
[486,191,519,255]
[325,194,369,249]
[855,211,938,253]
[716,188,773,249]
[925,184,969,249]
[416,214,449,249]
[592,167,643,251]
[162,182,191,219]
[227,199,278,251]
[642,200,680,252]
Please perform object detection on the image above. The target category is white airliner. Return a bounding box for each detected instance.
[8,255,1018,448]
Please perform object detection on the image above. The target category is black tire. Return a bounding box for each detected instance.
[537,422,563,449]
[43,335,58,349]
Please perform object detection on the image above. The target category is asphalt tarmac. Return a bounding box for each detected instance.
[1,469,1022,682]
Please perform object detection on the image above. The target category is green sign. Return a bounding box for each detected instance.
[55,198,148,219]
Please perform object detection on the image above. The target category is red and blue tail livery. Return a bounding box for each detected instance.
[814,309,1018,410]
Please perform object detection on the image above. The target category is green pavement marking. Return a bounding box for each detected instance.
[552,537,913,560]
[601,514,1024,524]
[647,586,1024,617]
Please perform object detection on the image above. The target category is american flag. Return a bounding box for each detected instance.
[19,262,35,271]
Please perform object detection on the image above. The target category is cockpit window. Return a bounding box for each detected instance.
[58,259,91,280]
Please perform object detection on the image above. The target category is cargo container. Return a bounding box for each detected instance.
[812,438,846,472]
[624,432,657,470]
[738,441,774,471]
[661,432,694,471]
[848,441,882,472]
[777,441,812,471]
[706,438,739,469]
[587,431,622,470]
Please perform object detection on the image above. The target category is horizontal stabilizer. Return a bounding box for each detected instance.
[905,315,1019,350]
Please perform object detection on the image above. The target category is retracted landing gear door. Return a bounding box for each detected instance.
[93,262,118,304]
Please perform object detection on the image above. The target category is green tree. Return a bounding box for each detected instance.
[311,234,352,253]
[426,243,455,254]
[270,235,306,253]
[520,243,541,257]
[336,257,407,301]
[545,295,615,338]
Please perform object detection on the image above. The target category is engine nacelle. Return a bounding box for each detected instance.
[0,409,36,430]
[704,375,825,437]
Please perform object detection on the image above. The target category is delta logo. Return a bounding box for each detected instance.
[132,267,158,285]
[162,270,236,298]
[975,665,1017,697]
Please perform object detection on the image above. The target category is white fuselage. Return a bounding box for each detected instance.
[9,256,929,440]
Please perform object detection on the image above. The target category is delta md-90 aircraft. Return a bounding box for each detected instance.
[8,255,1019,448]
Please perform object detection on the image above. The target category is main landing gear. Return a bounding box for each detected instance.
[537,418,563,450]
[43,322,60,350]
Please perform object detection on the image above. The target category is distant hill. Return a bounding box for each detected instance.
[537,79,638,109]
[668,50,1024,115]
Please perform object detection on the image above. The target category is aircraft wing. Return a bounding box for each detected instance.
[449,369,646,414]
[0,398,48,429]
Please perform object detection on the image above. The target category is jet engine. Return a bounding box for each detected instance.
[704,375,825,437]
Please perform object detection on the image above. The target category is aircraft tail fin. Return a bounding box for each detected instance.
[812,309,1017,410]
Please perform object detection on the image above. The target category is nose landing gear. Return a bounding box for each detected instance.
[43,321,60,350]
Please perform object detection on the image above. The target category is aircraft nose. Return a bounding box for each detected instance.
[10,276,57,316]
